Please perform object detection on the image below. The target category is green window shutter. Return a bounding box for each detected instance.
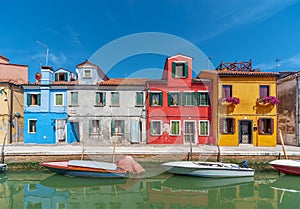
[27,94,31,106]
[206,93,210,105]
[136,92,143,106]
[182,93,186,106]
[168,93,171,106]
[172,62,176,77]
[103,92,106,105]
[95,93,100,105]
[121,120,125,135]
[111,120,115,136]
[55,73,58,81]
[150,121,153,134]
[89,120,92,134]
[175,121,179,135]
[98,121,101,133]
[64,73,68,81]
[159,92,163,106]
[37,94,41,106]
[192,92,197,105]
[184,62,188,77]
[150,92,153,106]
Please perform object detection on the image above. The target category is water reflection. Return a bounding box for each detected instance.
[1,170,300,209]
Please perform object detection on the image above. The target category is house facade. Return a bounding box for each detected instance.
[277,72,300,146]
[23,66,77,144]
[67,60,147,145]
[0,55,28,144]
[146,54,212,145]
[201,61,279,146]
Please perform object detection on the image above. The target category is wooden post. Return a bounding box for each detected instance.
[1,133,7,164]
[112,138,117,163]
[279,130,288,159]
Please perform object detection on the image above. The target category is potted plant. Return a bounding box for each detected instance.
[257,96,280,105]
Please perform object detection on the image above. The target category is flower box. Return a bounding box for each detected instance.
[257,96,279,105]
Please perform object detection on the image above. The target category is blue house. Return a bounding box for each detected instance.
[23,66,78,144]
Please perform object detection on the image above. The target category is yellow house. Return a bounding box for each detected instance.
[0,55,28,144]
[200,61,278,147]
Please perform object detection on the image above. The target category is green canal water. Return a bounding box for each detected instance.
[0,169,298,209]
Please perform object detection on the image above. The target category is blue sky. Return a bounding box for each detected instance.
[1,0,300,81]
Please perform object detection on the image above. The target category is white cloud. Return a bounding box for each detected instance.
[67,25,82,48]
[255,54,300,71]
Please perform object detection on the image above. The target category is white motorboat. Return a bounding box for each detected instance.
[161,161,255,178]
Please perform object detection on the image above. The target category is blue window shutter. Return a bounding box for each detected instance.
[37,94,41,106]
[95,93,100,105]
[103,92,106,106]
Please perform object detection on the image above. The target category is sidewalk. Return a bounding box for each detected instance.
[2,143,300,157]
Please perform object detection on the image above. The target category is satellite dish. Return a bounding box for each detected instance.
[35,73,42,82]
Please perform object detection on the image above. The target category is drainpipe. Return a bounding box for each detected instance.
[9,84,13,144]
[296,77,299,146]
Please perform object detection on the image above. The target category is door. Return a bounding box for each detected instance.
[70,122,80,142]
[184,121,196,144]
[239,120,252,144]
[130,120,140,143]
[56,119,66,143]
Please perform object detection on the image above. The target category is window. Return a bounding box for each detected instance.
[89,120,100,135]
[198,92,210,106]
[260,85,270,98]
[136,92,144,106]
[170,120,180,135]
[220,118,235,134]
[172,62,188,78]
[28,120,37,133]
[182,92,196,106]
[258,118,274,134]
[70,92,78,106]
[150,92,163,106]
[150,120,162,136]
[83,69,92,78]
[111,92,119,106]
[55,72,68,81]
[168,92,180,106]
[27,94,41,106]
[95,92,106,106]
[55,93,64,106]
[111,120,124,136]
[222,85,232,98]
[199,121,209,136]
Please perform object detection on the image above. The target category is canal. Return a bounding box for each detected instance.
[0,169,297,209]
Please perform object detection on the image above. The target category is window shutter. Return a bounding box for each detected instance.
[121,120,125,135]
[37,94,41,106]
[89,120,92,134]
[232,118,236,134]
[150,121,153,134]
[111,120,115,136]
[55,73,58,81]
[270,118,274,134]
[176,121,179,135]
[178,93,181,106]
[103,93,106,105]
[172,62,176,77]
[64,73,68,81]
[27,94,31,106]
[183,93,186,106]
[95,93,100,105]
[168,93,171,106]
[192,92,197,105]
[206,93,210,105]
[258,119,263,134]
[220,118,225,134]
[150,92,153,106]
[184,62,188,77]
[159,92,163,106]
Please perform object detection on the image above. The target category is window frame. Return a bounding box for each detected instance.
[136,92,144,107]
[55,72,68,81]
[95,92,106,106]
[110,92,120,107]
[258,118,274,135]
[89,120,101,135]
[54,93,64,106]
[182,91,197,106]
[170,120,181,136]
[220,118,235,134]
[111,119,125,136]
[222,85,232,98]
[199,120,209,136]
[198,91,210,106]
[150,120,163,136]
[150,91,163,106]
[259,85,270,98]
[28,119,37,134]
[172,61,188,78]
[83,69,92,78]
[69,91,78,106]
[27,93,41,106]
[168,92,181,106]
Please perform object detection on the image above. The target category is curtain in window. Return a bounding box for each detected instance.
[136,92,143,106]
[56,94,63,105]
[171,121,180,135]
[56,120,66,141]
[222,85,232,98]
[260,86,269,98]
[111,92,119,106]
[71,92,78,105]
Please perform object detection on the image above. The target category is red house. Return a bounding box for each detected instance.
[146,54,212,144]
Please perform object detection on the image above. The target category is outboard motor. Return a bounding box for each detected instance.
[242,160,249,168]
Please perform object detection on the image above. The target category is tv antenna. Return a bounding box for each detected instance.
[36,40,49,66]
[275,58,280,70]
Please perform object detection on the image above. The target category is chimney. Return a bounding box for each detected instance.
[40,66,53,85]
